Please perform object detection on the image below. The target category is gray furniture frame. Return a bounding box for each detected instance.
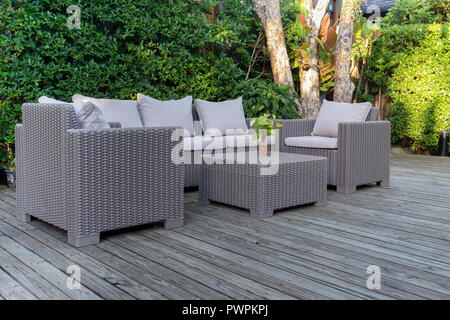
[199,152,327,218]
[16,103,184,247]
[279,107,390,194]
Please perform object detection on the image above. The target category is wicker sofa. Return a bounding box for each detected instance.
[16,103,184,247]
[278,107,390,194]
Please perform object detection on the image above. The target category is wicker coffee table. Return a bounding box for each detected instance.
[199,152,327,218]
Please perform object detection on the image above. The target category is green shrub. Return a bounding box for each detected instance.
[382,0,449,26]
[0,0,247,167]
[365,23,450,151]
[232,79,300,119]
[0,0,304,167]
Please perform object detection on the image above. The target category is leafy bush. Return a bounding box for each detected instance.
[232,79,300,119]
[0,0,249,167]
[365,23,450,151]
[214,0,265,79]
[383,0,449,26]
[0,0,305,167]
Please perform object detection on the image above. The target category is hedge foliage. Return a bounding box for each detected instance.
[0,0,300,167]
[382,0,449,25]
[232,79,300,119]
[363,0,450,151]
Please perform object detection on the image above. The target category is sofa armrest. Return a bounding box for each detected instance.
[65,127,184,240]
[337,121,391,191]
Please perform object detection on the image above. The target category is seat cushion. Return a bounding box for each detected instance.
[137,94,194,137]
[285,136,338,149]
[216,134,275,149]
[312,99,372,137]
[183,134,275,151]
[72,94,143,128]
[194,97,248,136]
[38,96,109,130]
[183,136,215,151]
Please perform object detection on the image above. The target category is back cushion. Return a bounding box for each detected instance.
[73,102,110,129]
[312,99,372,137]
[72,94,143,128]
[194,97,248,136]
[38,96,67,104]
[137,94,194,137]
[38,96,109,129]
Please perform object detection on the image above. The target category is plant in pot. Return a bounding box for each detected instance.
[1,146,16,188]
[250,113,283,158]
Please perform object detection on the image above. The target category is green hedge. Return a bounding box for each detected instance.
[0,0,301,168]
[232,79,300,119]
[365,23,450,151]
[382,0,449,25]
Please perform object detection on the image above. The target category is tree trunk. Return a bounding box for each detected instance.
[300,41,321,119]
[333,0,361,102]
[251,0,294,88]
[300,0,330,119]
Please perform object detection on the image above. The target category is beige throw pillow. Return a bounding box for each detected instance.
[312,99,372,137]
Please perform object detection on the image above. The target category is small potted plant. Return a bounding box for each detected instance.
[2,147,16,188]
[250,113,283,157]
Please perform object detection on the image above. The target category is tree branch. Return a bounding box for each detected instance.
[246,32,264,81]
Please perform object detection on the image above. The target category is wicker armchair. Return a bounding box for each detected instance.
[279,107,390,194]
[16,103,184,247]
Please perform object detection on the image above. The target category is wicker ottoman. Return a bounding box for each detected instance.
[199,152,327,218]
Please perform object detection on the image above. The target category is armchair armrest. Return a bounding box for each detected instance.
[337,121,391,192]
[276,119,316,152]
[65,127,184,245]
[15,124,25,219]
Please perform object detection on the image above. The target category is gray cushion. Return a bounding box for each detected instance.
[312,99,372,137]
[38,96,109,130]
[137,94,194,137]
[182,134,275,151]
[194,97,248,136]
[182,136,215,151]
[73,102,110,129]
[72,94,143,128]
[38,96,67,104]
[285,136,338,149]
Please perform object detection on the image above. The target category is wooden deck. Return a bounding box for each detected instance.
[0,153,449,300]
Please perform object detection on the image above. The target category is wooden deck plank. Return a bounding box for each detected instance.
[283,205,450,253]
[0,219,187,300]
[0,231,102,300]
[23,228,172,300]
[138,229,363,299]
[0,248,70,300]
[80,243,213,300]
[187,205,450,298]
[0,154,449,300]
[0,198,250,299]
[96,238,260,300]
[106,234,296,300]
[174,220,395,299]
[279,211,450,262]
[183,210,448,299]
[0,266,37,300]
[190,201,450,276]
